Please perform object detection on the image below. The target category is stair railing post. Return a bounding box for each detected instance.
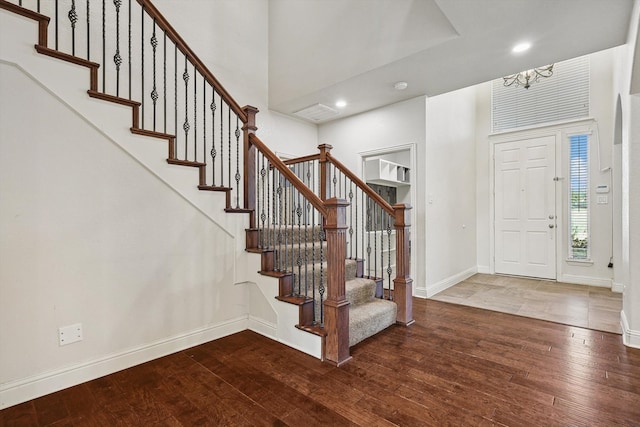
[242,105,259,228]
[393,203,414,325]
[318,144,333,201]
[323,197,352,366]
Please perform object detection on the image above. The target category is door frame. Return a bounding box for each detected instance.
[489,125,566,278]
[359,143,418,293]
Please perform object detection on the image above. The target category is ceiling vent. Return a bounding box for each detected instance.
[293,103,340,122]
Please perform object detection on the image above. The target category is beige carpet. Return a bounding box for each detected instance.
[431,273,622,334]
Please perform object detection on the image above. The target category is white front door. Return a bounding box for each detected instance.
[494,136,557,279]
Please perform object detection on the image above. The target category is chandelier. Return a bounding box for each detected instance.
[503,64,554,89]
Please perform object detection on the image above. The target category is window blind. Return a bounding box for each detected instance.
[569,134,589,259]
[492,56,590,132]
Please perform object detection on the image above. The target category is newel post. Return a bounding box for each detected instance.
[318,144,333,201]
[323,197,352,366]
[242,105,259,228]
[393,203,414,325]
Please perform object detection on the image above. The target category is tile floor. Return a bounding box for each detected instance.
[430,273,623,334]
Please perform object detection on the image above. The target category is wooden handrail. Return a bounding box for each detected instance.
[326,152,395,216]
[249,134,328,217]
[138,0,247,123]
[282,153,321,166]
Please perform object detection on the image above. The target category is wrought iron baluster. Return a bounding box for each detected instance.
[193,66,197,161]
[210,92,216,184]
[150,18,157,129]
[332,164,337,197]
[355,187,359,260]
[277,172,284,271]
[114,0,122,96]
[296,164,303,295]
[366,197,371,277]
[235,117,241,207]
[219,98,223,186]
[271,164,276,250]
[386,213,393,300]
[101,0,105,91]
[227,107,231,189]
[259,155,266,248]
[374,203,378,280]
[127,0,131,99]
[173,44,177,155]
[319,226,325,327]
[348,182,354,258]
[202,80,206,170]
[140,5,144,125]
[311,204,316,320]
[55,0,59,50]
[68,0,77,56]
[86,0,90,60]
[182,56,189,159]
[163,33,167,133]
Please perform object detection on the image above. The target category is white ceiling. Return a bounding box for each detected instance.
[268,0,635,123]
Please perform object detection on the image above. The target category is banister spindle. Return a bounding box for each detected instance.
[182,56,189,159]
[55,0,59,50]
[128,0,131,99]
[163,32,167,133]
[150,18,158,129]
[210,93,217,184]
[202,80,206,170]
[193,67,197,161]
[227,106,231,188]
[140,3,144,124]
[386,213,393,300]
[114,0,122,96]
[86,0,90,60]
[235,117,241,207]
[101,0,105,91]
[68,0,77,55]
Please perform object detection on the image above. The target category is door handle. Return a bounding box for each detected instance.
[549,214,555,220]
[549,224,555,229]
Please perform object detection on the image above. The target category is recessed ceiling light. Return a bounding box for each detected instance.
[394,81,408,90]
[335,100,347,108]
[512,42,531,53]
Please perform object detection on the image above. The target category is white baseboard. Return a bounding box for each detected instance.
[414,287,429,299]
[611,282,624,293]
[558,274,613,288]
[247,316,277,339]
[621,310,640,349]
[0,317,248,409]
[477,265,491,274]
[425,267,478,298]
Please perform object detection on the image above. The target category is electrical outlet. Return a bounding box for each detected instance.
[59,323,83,346]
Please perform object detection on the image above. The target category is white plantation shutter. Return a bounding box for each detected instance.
[492,56,590,132]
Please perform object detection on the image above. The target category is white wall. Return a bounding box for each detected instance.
[614,0,640,348]
[424,87,478,294]
[318,91,478,297]
[475,48,619,287]
[0,63,251,408]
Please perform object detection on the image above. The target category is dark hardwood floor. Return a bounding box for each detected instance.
[2,298,640,426]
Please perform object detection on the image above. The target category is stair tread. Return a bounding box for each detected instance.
[349,298,397,347]
[346,277,377,305]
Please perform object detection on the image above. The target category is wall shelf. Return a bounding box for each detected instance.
[364,158,410,187]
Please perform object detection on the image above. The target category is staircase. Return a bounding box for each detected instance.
[0,0,413,368]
